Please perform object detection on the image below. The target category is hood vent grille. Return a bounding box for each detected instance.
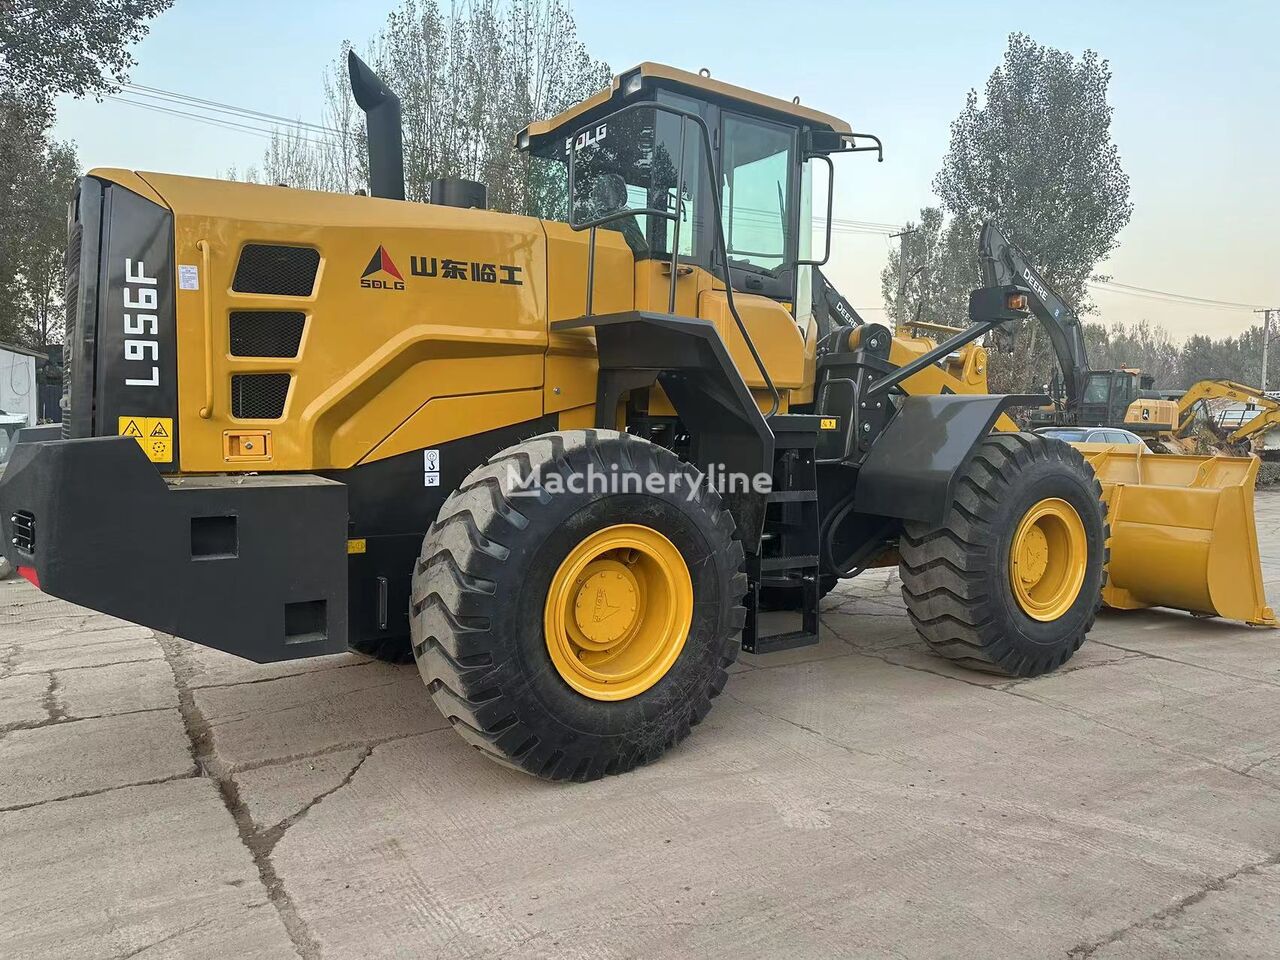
[232,245,319,297]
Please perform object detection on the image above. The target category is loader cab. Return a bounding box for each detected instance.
[516,63,878,313]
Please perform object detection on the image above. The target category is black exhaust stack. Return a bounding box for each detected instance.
[347,51,405,201]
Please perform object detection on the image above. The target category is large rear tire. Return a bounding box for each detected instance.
[410,429,746,781]
[899,433,1107,677]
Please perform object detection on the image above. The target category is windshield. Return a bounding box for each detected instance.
[558,103,708,262]
[1083,376,1111,404]
[1040,428,1090,442]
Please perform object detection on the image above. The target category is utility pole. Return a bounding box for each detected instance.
[1255,308,1279,394]
[890,228,917,327]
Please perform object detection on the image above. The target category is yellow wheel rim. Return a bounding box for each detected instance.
[1009,497,1088,622]
[544,524,693,701]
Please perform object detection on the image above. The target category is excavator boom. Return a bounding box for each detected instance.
[977,222,1091,412]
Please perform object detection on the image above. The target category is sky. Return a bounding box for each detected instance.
[52,0,1280,340]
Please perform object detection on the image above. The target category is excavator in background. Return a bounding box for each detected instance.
[975,223,1182,437]
[1173,379,1280,459]
[974,223,1279,467]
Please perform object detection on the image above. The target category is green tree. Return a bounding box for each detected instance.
[15,139,80,347]
[1,0,172,347]
[1082,319,1181,388]
[885,33,1133,393]
[880,206,977,329]
[933,33,1131,310]
[0,0,173,99]
[0,90,50,342]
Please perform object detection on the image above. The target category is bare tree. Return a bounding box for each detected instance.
[259,0,609,214]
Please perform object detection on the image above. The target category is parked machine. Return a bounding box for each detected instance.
[0,59,1266,781]
[1173,379,1280,458]
[968,223,1273,626]
[978,223,1177,436]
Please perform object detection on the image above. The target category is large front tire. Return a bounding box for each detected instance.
[410,430,746,781]
[899,433,1107,677]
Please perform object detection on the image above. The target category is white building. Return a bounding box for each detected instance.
[0,341,41,461]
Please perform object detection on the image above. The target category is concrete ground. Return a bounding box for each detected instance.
[4,499,1280,960]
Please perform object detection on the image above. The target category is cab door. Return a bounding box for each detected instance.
[716,111,800,303]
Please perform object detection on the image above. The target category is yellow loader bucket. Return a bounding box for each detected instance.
[1076,445,1276,626]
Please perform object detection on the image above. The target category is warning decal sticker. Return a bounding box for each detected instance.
[118,416,174,463]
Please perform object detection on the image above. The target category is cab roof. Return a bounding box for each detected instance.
[516,62,852,151]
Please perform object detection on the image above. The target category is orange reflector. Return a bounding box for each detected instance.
[1007,293,1028,310]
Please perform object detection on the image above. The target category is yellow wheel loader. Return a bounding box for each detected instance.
[0,58,1263,781]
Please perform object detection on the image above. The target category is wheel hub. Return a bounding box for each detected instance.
[545,524,693,701]
[572,560,640,648]
[1009,497,1088,622]
[1017,526,1050,585]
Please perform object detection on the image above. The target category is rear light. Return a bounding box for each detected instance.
[17,566,39,588]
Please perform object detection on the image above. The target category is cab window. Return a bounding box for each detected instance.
[721,114,794,274]
[563,101,706,262]
[1083,376,1111,404]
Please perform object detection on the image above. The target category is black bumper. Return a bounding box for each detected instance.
[0,436,349,662]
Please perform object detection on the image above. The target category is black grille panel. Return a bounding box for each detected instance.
[231,373,291,419]
[61,221,82,439]
[11,510,35,555]
[229,311,306,358]
[232,245,319,297]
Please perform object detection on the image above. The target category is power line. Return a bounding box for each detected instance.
[90,85,1270,321]
[1089,280,1267,311]
[123,82,345,138]
[106,96,339,148]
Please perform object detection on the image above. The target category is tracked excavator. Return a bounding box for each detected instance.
[0,59,1269,783]
[1174,379,1280,458]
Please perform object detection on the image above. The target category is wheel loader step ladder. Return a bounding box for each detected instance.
[759,555,819,572]
[743,416,824,655]
[766,490,817,503]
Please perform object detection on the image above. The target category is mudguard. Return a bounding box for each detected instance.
[855,394,1046,525]
[554,310,775,549]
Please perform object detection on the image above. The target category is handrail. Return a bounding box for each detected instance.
[196,239,214,419]
[567,100,781,419]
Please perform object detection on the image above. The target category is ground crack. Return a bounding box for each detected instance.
[256,748,372,856]
[41,672,68,723]
[723,690,902,766]
[156,632,321,960]
[1091,637,1280,690]
[1067,851,1280,958]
